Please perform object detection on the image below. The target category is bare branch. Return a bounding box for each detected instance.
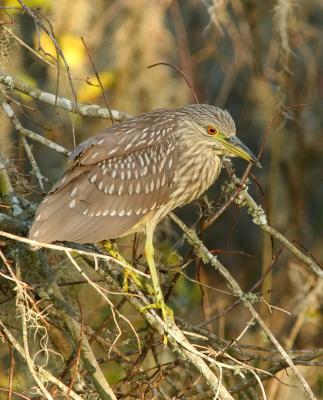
[0,73,131,122]
[170,213,317,400]
[0,93,69,155]
[223,161,323,279]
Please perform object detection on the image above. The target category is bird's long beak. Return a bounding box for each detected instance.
[216,134,261,167]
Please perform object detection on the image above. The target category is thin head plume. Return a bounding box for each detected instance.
[147,62,199,104]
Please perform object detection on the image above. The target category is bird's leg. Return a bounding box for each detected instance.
[102,240,143,291]
[140,226,174,323]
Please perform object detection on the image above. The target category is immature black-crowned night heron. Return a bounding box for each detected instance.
[29,104,259,321]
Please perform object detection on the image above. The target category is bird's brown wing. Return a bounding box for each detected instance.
[29,111,178,244]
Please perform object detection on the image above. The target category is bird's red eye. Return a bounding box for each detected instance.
[207,126,217,135]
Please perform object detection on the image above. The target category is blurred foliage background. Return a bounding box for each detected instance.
[0,0,322,399]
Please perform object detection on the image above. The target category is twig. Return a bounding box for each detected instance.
[20,136,45,191]
[65,251,141,356]
[225,165,323,279]
[81,36,115,125]
[2,26,65,74]
[0,94,69,155]
[198,248,283,327]
[0,389,31,400]
[51,292,118,400]
[261,224,323,278]
[147,62,199,104]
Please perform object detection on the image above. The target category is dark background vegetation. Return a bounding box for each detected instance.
[0,1,322,399]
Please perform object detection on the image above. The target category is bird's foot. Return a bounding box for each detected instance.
[140,300,174,323]
[122,268,156,294]
[102,240,144,291]
[122,267,143,291]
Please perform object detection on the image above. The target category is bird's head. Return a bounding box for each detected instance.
[180,104,260,167]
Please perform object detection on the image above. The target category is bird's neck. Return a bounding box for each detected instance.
[170,137,223,208]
